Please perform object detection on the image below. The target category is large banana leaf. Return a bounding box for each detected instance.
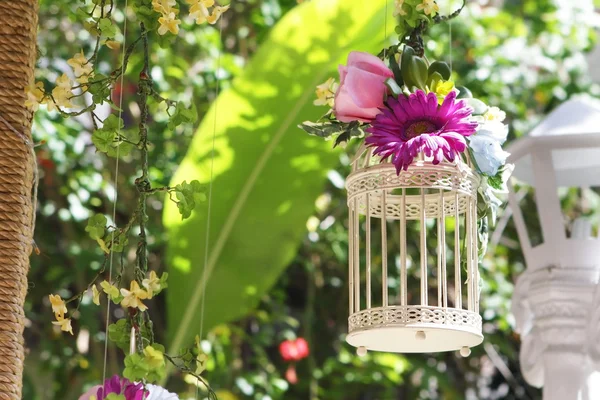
[164,0,395,352]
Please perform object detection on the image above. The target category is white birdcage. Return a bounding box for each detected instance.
[346,146,483,355]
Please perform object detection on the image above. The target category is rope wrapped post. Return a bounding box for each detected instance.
[0,0,39,397]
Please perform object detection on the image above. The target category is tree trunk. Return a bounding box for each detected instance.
[0,0,38,398]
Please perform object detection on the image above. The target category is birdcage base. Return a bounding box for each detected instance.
[347,306,483,353]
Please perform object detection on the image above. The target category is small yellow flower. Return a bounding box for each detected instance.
[92,284,101,306]
[416,0,439,16]
[393,0,407,16]
[24,81,44,111]
[142,271,161,298]
[484,106,506,122]
[49,294,67,317]
[190,2,210,24]
[158,12,181,35]
[120,280,149,311]
[314,77,338,108]
[143,345,165,369]
[152,0,177,14]
[207,5,229,24]
[52,315,74,335]
[56,73,74,91]
[195,353,208,374]
[105,40,121,50]
[434,80,455,104]
[49,87,74,111]
[67,51,93,78]
[100,280,120,300]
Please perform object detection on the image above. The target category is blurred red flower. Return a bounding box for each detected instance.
[279,338,309,362]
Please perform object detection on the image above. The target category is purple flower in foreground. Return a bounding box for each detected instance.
[366,90,478,173]
[79,375,146,400]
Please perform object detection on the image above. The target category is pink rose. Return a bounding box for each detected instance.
[334,51,394,123]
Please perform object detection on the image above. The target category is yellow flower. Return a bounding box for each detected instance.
[207,5,229,24]
[484,106,506,122]
[24,81,44,111]
[189,0,229,24]
[49,294,67,317]
[434,80,455,104]
[56,73,74,90]
[195,353,208,374]
[120,281,149,311]
[52,315,74,335]
[105,40,121,50]
[189,2,210,24]
[92,284,101,306]
[143,346,165,369]
[152,0,177,14]
[67,51,93,78]
[100,280,120,300]
[158,12,181,35]
[49,86,74,111]
[142,271,161,298]
[393,0,407,16]
[314,77,338,108]
[416,0,439,16]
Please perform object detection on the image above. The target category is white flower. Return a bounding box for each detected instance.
[144,384,179,400]
[484,106,506,122]
[469,120,510,176]
[470,134,509,176]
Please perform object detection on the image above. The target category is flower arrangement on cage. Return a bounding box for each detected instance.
[300,3,512,253]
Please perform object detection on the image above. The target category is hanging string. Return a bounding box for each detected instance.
[449,20,453,72]
[102,0,129,383]
[383,0,388,59]
[198,7,225,347]
[196,8,226,400]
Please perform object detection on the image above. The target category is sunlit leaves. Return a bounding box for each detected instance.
[168,102,198,130]
[124,344,167,383]
[108,319,132,352]
[85,214,107,240]
[173,180,204,220]
[92,115,137,157]
[98,18,117,38]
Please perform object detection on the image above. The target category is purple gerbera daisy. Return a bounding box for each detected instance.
[79,375,147,400]
[365,89,478,173]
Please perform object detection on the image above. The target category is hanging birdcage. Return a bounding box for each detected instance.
[346,146,482,355]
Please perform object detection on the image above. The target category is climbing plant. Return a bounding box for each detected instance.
[29,0,230,398]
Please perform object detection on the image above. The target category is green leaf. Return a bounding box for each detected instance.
[401,45,427,90]
[168,102,198,130]
[456,85,473,99]
[92,129,116,154]
[385,77,402,96]
[98,17,117,38]
[108,319,131,352]
[173,180,205,220]
[428,61,452,81]
[488,173,504,190]
[464,98,488,115]
[85,214,107,240]
[92,115,133,157]
[388,51,403,86]
[163,0,394,361]
[124,353,149,382]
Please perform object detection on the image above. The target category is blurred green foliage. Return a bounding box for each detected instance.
[27,0,599,399]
